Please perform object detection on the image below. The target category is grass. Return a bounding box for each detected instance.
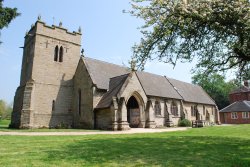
[0,124,250,166]
[0,119,10,128]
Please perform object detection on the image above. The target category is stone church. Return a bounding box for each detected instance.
[10,19,219,130]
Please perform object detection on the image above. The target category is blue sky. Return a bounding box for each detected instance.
[0,0,195,104]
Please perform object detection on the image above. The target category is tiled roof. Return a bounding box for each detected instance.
[96,74,129,109]
[220,101,250,112]
[230,86,250,94]
[83,57,130,90]
[82,57,216,108]
[167,78,215,105]
[136,72,182,99]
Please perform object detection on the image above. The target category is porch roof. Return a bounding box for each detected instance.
[95,74,129,109]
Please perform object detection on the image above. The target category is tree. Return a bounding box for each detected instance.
[192,73,237,109]
[130,0,250,78]
[0,0,20,42]
[0,100,6,118]
[0,100,12,119]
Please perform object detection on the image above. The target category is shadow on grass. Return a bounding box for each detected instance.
[44,135,250,166]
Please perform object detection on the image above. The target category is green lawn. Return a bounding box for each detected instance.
[0,125,250,167]
[0,119,11,129]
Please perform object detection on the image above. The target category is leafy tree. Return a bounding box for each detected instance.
[192,73,237,109]
[0,0,20,42]
[0,100,12,119]
[130,0,250,77]
[0,100,6,118]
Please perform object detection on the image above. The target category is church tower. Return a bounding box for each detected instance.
[10,18,81,128]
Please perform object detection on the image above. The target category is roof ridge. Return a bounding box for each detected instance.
[168,77,195,86]
[243,100,250,107]
[109,73,130,80]
[164,76,184,100]
[220,101,237,112]
[137,70,166,78]
[84,56,128,69]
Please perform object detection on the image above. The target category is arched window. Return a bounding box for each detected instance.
[59,46,63,62]
[54,45,58,61]
[171,101,178,116]
[191,106,195,116]
[164,102,168,117]
[78,89,81,115]
[203,106,205,115]
[191,106,197,117]
[154,101,161,115]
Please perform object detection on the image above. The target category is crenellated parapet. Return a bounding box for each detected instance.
[24,17,82,47]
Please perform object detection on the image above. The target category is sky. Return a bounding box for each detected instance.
[0,0,195,104]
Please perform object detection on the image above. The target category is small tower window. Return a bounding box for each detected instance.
[54,45,58,61]
[52,100,55,111]
[59,46,63,62]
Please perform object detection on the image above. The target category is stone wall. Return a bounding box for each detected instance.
[12,20,81,128]
[32,23,81,85]
[95,108,113,130]
[145,99,217,127]
[73,59,94,129]
[166,99,182,126]
[93,87,106,108]
[32,82,73,128]
[183,102,216,125]
[10,86,25,128]
[118,72,147,127]
[149,98,169,127]
[19,37,34,86]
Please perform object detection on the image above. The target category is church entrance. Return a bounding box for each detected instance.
[127,96,140,128]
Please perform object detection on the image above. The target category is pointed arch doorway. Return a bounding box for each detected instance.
[127,96,140,128]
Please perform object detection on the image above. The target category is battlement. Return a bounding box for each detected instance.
[25,19,82,46]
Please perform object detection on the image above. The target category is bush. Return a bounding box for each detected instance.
[55,122,70,129]
[178,119,191,127]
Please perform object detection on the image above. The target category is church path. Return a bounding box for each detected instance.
[0,127,188,136]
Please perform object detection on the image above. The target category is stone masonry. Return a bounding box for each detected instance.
[11,19,81,128]
[10,19,219,129]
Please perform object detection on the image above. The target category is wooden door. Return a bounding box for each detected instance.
[130,109,140,128]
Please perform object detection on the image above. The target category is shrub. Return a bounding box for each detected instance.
[55,122,69,129]
[178,119,191,127]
